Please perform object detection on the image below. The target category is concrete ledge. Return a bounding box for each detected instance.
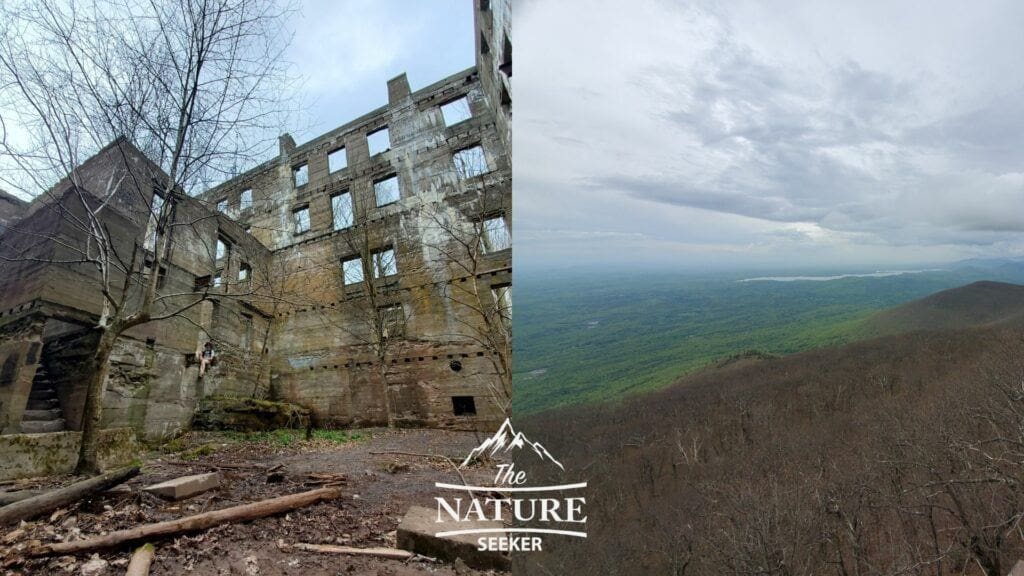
[0,427,139,481]
[397,505,510,571]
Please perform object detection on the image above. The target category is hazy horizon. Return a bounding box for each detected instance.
[514,253,1022,278]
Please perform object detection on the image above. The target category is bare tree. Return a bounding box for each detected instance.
[338,208,405,427]
[420,157,512,416]
[0,0,293,473]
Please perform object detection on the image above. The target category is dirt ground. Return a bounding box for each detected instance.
[0,428,506,575]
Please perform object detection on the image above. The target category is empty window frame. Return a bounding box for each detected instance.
[239,188,253,211]
[215,238,229,260]
[293,207,310,235]
[378,303,405,340]
[238,263,251,282]
[328,147,347,172]
[367,127,390,156]
[492,284,511,329]
[452,396,477,416]
[500,34,512,76]
[216,198,228,213]
[293,163,309,187]
[194,275,211,291]
[240,313,254,350]
[342,256,364,285]
[373,175,400,206]
[142,264,167,289]
[440,96,472,127]
[373,248,397,278]
[481,216,510,253]
[331,192,354,230]
[453,145,488,179]
[143,192,164,251]
[213,270,223,288]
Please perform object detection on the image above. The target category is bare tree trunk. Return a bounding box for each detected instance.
[76,330,116,475]
[125,543,155,576]
[379,353,394,427]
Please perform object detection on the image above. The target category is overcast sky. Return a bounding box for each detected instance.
[516,0,1024,271]
[0,1,472,201]
[287,0,474,143]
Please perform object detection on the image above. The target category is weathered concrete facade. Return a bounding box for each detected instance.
[198,66,511,431]
[0,189,27,228]
[0,139,275,441]
[475,0,512,156]
[0,4,511,440]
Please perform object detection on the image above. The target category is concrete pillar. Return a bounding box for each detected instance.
[387,73,411,104]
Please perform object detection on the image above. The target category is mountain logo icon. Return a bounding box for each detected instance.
[461,418,565,470]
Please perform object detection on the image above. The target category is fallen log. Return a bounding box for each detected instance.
[0,467,139,526]
[290,542,413,560]
[0,489,45,506]
[125,543,155,576]
[29,486,343,556]
[303,472,346,486]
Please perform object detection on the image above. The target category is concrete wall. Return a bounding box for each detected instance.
[0,13,511,437]
[475,0,512,155]
[0,427,138,481]
[0,315,44,434]
[0,189,27,230]
[0,140,276,442]
[200,66,511,431]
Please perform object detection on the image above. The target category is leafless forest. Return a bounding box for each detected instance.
[515,286,1024,575]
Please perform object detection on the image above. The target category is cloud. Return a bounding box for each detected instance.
[516,0,1024,270]
[287,0,474,143]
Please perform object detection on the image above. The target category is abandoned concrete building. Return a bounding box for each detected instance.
[0,1,511,443]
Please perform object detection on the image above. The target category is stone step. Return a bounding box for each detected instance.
[26,398,60,410]
[28,388,57,399]
[22,408,63,421]
[20,419,66,433]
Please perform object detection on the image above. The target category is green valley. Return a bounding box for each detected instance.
[512,262,1024,413]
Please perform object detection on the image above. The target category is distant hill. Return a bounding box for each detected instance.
[517,281,1024,574]
[514,270,1024,414]
[858,280,1024,336]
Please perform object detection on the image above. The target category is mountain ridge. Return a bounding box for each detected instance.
[858,280,1024,337]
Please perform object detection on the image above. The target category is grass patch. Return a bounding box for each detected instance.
[311,429,362,443]
[180,443,217,460]
[160,437,187,453]
[222,428,363,446]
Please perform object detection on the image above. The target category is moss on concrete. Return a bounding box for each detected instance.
[0,427,139,480]
[191,396,311,432]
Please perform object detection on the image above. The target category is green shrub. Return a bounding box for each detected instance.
[180,443,217,460]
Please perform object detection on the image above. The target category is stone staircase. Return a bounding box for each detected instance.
[21,368,66,433]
